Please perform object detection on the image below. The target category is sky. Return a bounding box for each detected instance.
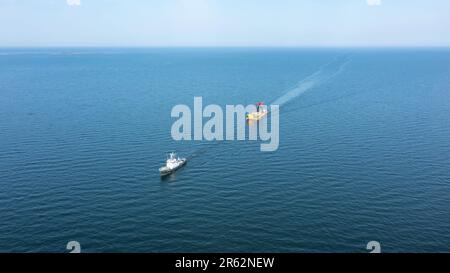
[0,0,449,47]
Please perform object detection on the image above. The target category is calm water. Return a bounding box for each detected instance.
[1,48,450,253]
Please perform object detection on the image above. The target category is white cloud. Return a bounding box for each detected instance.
[67,0,81,6]
[367,0,382,6]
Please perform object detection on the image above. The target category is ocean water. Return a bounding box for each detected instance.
[0,48,450,253]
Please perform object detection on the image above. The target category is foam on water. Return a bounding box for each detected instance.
[271,55,351,107]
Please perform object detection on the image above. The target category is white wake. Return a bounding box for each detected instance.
[271,55,351,107]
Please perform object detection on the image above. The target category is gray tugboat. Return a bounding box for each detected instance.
[159,152,187,176]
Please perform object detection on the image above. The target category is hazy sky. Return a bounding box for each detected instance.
[1,0,449,47]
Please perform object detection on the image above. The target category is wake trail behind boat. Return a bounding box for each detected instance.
[271,55,351,107]
[185,55,351,161]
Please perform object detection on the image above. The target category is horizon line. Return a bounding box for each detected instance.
[1,45,450,49]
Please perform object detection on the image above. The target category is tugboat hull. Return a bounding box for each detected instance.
[159,159,187,176]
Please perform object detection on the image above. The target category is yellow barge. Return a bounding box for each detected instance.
[246,102,268,121]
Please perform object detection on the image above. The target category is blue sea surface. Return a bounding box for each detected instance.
[0,48,449,252]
